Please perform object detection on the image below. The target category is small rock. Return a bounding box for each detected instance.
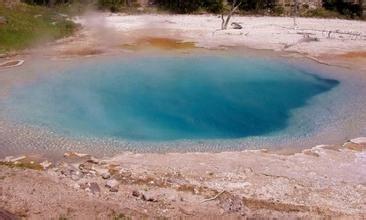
[105,179,119,189]
[79,183,88,190]
[79,162,93,173]
[119,169,132,177]
[71,174,81,181]
[89,182,101,194]
[132,190,157,202]
[40,160,52,170]
[86,157,99,164]
[109,187,119,192]
[132,190,140,197]
[302,149,320,157]
[101,172,111,179]
[231,22,243,29]
[92,167,110,177]
[140,192,158,202]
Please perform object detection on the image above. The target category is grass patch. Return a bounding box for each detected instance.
[0,3,77,53]
[301,8,346,19]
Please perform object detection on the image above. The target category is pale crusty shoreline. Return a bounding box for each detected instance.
[1,14,366,219]
[1,138,366,219]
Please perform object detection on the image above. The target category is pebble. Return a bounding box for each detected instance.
[105,179,119,188]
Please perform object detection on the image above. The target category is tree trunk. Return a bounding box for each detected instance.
[292,0,298,27]
[221,0,241,30]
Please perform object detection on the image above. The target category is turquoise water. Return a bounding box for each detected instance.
[2,55,339,141]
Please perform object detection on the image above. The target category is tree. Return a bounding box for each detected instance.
[221,0,242,30]
[292,0,299,27]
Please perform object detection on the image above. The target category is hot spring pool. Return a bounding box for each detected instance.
[1,55,340,143]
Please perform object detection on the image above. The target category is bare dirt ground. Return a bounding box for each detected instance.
[1,139,366,219]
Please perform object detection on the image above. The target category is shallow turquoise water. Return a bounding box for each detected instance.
[2,55,339,141]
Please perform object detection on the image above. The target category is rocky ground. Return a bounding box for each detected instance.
[1,138,366,219]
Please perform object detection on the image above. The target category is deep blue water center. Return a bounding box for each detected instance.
[3,55,339,141]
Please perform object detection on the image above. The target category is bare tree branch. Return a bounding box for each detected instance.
[221,0,242,30]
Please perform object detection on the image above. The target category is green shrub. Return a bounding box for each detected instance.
[0,3,77,52]
[154,0,223,14]
[272,5,284,16]
[323,0,363,18]
[302,7,344,18]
